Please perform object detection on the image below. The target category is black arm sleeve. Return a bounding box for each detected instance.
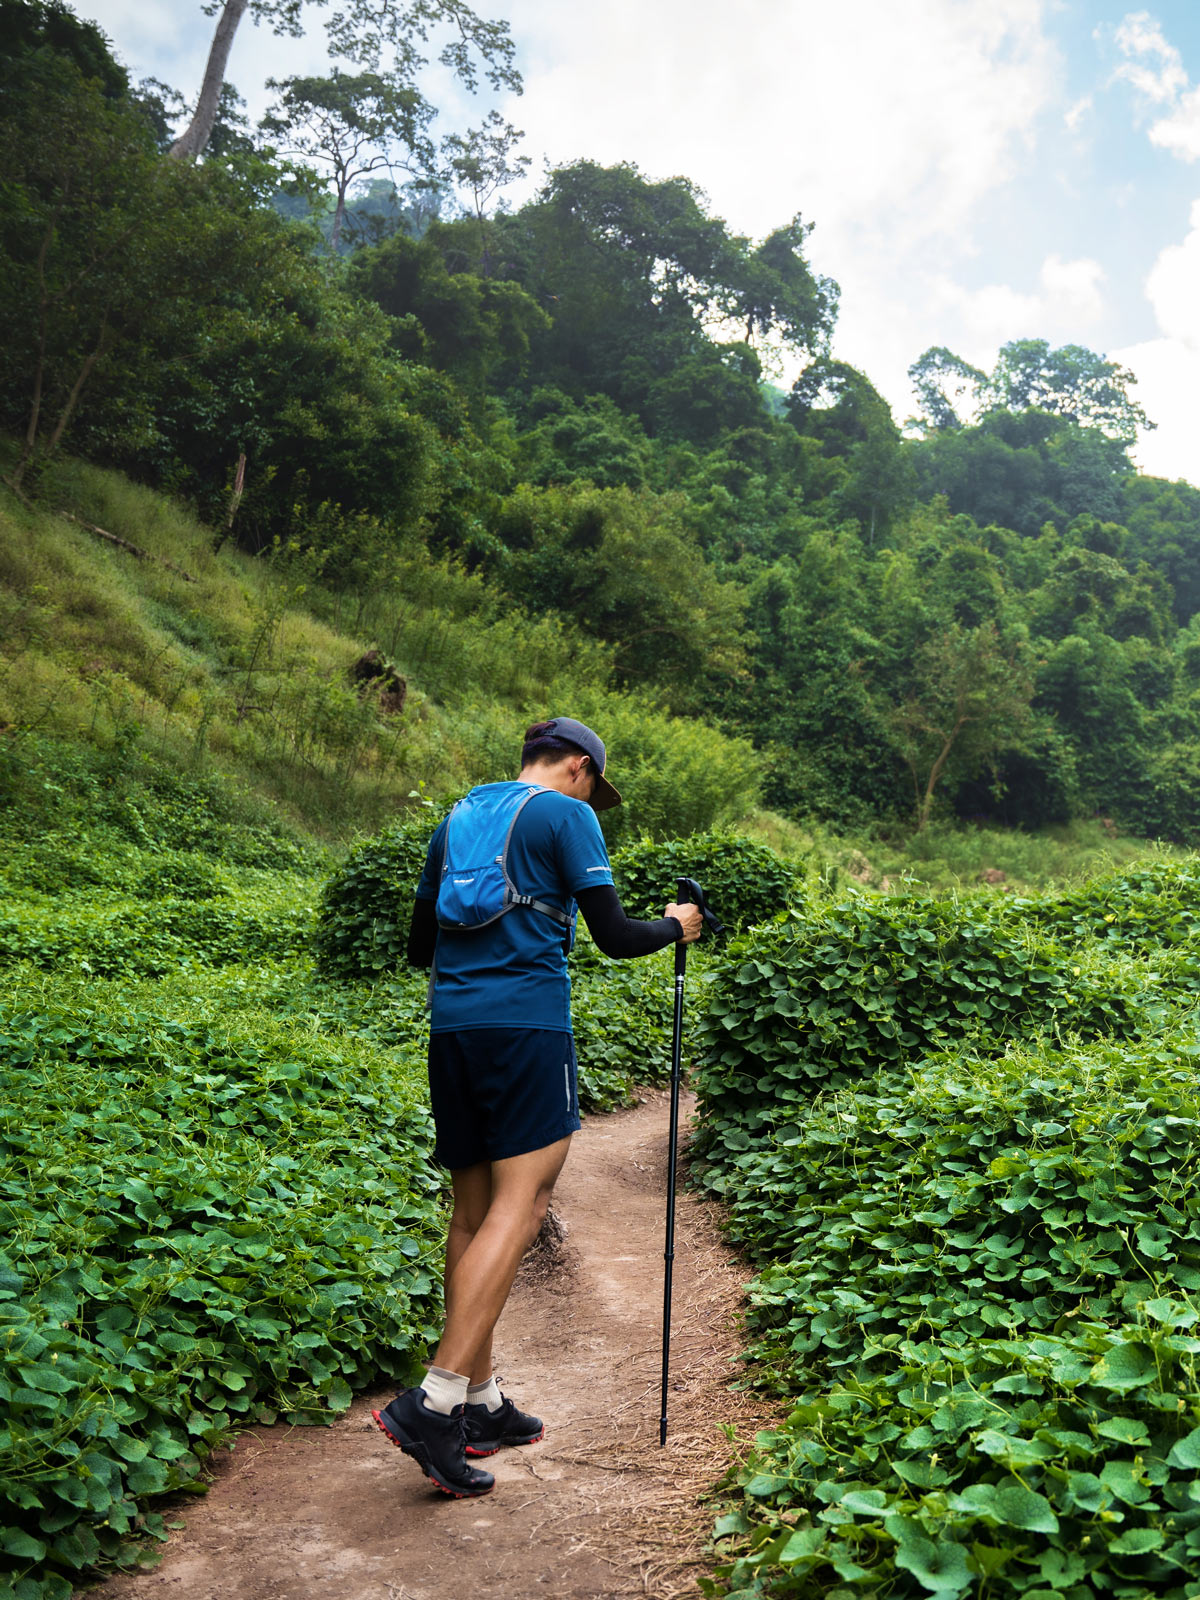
[577,885,681,959]
[406,895,438,968]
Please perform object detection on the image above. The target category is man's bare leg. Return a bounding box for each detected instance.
[434,1136,572,1381]
[442,1161,494,1385]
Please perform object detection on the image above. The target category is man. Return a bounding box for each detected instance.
[372,717,703,1497]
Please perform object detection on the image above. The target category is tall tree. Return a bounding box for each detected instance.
[169,0,520,162]
[0,60,162,487]
[0,0,129,97]
[887,622,1034,830]
[983,339,1153,446]
[907,345,985,432]
[788,359,914,541]
[260,70,432,248]
[909,338,1153,446]
[473,161,838,428]
[441,110,529,273]
[732,215,838,362]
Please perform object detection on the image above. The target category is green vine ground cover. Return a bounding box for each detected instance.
[24,727,1200,1600]
[0,736,675,1598]
[693,869,1200,1600]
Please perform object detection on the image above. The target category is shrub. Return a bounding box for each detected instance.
[692,894,1141,1156]
[0,735,309,871]
[579,694,761,845]
[700,1039,1200,1600]
[569,943,673,1109]
[612,829,800,932]
[0,989,442,1597]
[1020,858,1200,954]
[0,895,314,976]
[314,815,433,979]
[133,855,226,901]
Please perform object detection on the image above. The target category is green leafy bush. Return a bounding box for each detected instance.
[0,895,314,976]
[612,829,799,932]
[699,1039,1200,1600]
[132,856,226,901]
[314,815,432,979]
[693,894,1140,1156]
[581,693,762,845]
[0,835,132,895]
[0,988,442,1598]
[1021,859,1200,954]
[570,945,673,1109]
[693,876,1200,1600]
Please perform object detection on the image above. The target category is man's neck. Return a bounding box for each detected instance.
[517,763,566,794]
[518,762,589,803]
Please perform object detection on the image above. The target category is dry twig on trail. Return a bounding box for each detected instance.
[516,1204,575,1285]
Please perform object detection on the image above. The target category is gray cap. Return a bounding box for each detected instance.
[543,717,622,811]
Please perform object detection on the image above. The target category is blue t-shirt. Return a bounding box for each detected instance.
[416,782,615,1034]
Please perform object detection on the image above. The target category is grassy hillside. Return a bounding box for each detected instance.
[2,457,1182,899]
[0,452,586,836]
[0,454,759,844]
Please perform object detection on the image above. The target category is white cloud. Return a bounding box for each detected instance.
[1110,10,1200,162]
[80,0,183,52]
[1150,86,1200,161]
[1064,93,1093,131]
[932,277,1042,347]
[1113,199,1200,486]
[1111,10,1188,102]
[1040,253,1107,319]
[1113,335,1200,483]
[494,0,1061,427]
[930,253,1106,353]
[500,0,1057,257]
[1145,197,1200,345]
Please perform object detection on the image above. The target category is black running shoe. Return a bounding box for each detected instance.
[463,1394,544,1457]
[372,1389,495,1497]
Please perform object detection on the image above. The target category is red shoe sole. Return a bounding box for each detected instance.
[371,1409,495,1498]
[465,1425,544,1457]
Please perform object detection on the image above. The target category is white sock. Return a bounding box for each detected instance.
[420,1366,470,1415]
[466,1376,503,1413]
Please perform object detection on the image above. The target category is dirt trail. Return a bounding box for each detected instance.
[98,1091,766,1600]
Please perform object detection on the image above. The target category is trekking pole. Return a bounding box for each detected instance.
[660,875,723,1447]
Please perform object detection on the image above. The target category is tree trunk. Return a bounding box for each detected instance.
[169,0,250,162]
[44,314,112,458]
[330,180,348,250]
[213,452,247,552]
[13,211,61,490]
[916,715,969,831]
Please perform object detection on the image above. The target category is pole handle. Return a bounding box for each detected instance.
[675,876,725,939]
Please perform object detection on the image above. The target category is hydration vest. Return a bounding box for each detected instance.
[435,784,572,938]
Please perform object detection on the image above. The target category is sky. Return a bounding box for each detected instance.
[80,0,1200,487]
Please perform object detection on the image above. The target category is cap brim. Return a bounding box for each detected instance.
[591,773,622,812]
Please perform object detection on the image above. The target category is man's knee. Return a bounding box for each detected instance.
[449,1210,484,1249]
[531,1182,557,1232]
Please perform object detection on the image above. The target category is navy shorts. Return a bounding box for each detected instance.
[427,1028,581,1170]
